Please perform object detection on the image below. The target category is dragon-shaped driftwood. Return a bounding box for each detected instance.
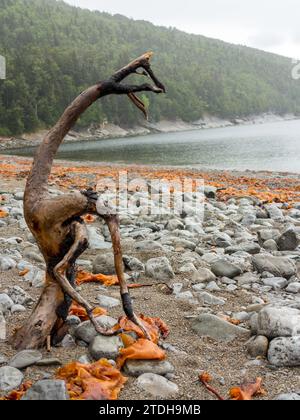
[11,53,166,350]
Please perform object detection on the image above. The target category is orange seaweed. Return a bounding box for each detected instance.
[76,270,119,287]
[120,333,137,348]
[219,315,241,326]
[200,372,213,383]
[0,209,8,218]
[117,338,166,368]
[230,378,265,400]
[76,270,153,290]
[0,382,33,400]
[83,214,96,224]
[69,301,107,321]
[18,268,29,277]
[56,359,127,400]
[113,314,170,344]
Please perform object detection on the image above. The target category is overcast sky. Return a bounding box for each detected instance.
[64,0,300,60]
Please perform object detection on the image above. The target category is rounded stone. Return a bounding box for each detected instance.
[21,380,68,400]
[0,366,24,391]
[89,335,123,360]
[123,360,175,377]
[274,393,300,401]
[263,239,278,251]
[9,350,43,369]
[145,257,175,282]
[246,336,269,358]
[74,315,118,344]
[97,295,120,309]
[137,373,179,398]
[211,260,242,279]
[268,336,300,367]
[93,253,117,275]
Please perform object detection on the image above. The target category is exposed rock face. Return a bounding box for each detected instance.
[8,286,34,306]
[196,292,226,306]
[0,312,6,340]
[262,278,288,290]
[0,256,16,271]
[191,267,216,283]
[0,294,14,314]
[97,295,120,309]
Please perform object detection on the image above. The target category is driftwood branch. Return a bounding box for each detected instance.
[11,52,165,350]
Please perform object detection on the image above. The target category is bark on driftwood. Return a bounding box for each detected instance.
[11,53,165,350]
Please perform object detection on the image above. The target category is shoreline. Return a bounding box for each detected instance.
[0,155,299,205]
[1,152,300,176]
[0,112,298,152]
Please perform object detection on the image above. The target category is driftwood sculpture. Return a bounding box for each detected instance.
[11,52,166,350]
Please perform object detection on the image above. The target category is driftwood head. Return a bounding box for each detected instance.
[102,51,166,120]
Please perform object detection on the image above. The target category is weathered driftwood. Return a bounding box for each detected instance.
[11,53,165,350]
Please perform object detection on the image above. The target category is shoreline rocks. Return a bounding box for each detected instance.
[252,255,296,279]
[21,380,69,400]
[9,350,43,369]
[191,314,251,342]
[256,307,300,339]
[268,336,300,367]
[0,171,300,400]
[0,366,23,392]
[145,257,175,282]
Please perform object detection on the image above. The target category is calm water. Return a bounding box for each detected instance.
[7,119,300,173]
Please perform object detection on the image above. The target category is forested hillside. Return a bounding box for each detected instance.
[0,0,299,135]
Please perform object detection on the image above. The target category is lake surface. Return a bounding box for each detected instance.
[8,119,300,173]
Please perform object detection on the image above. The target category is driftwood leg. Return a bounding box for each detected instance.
[53,220,121,337]
[105,215,151,340]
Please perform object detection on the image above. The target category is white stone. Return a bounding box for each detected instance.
[196,292,226,306]
[268,336,300,367]
[257,307,300,339]
[286,283,300,294]
[262,277,288,290]
[145,257,174,282]
[0,256,16,271]
[137,373,179,398]
[0,366,23,392]
[97,295,120,309]
[0,312,6,340]
[0,294,14,314]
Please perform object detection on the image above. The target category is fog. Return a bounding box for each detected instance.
[65,0,300,59]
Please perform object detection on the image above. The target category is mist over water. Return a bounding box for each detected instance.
[9,119,300,173]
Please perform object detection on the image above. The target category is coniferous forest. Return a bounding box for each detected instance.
[0,0,300,135]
